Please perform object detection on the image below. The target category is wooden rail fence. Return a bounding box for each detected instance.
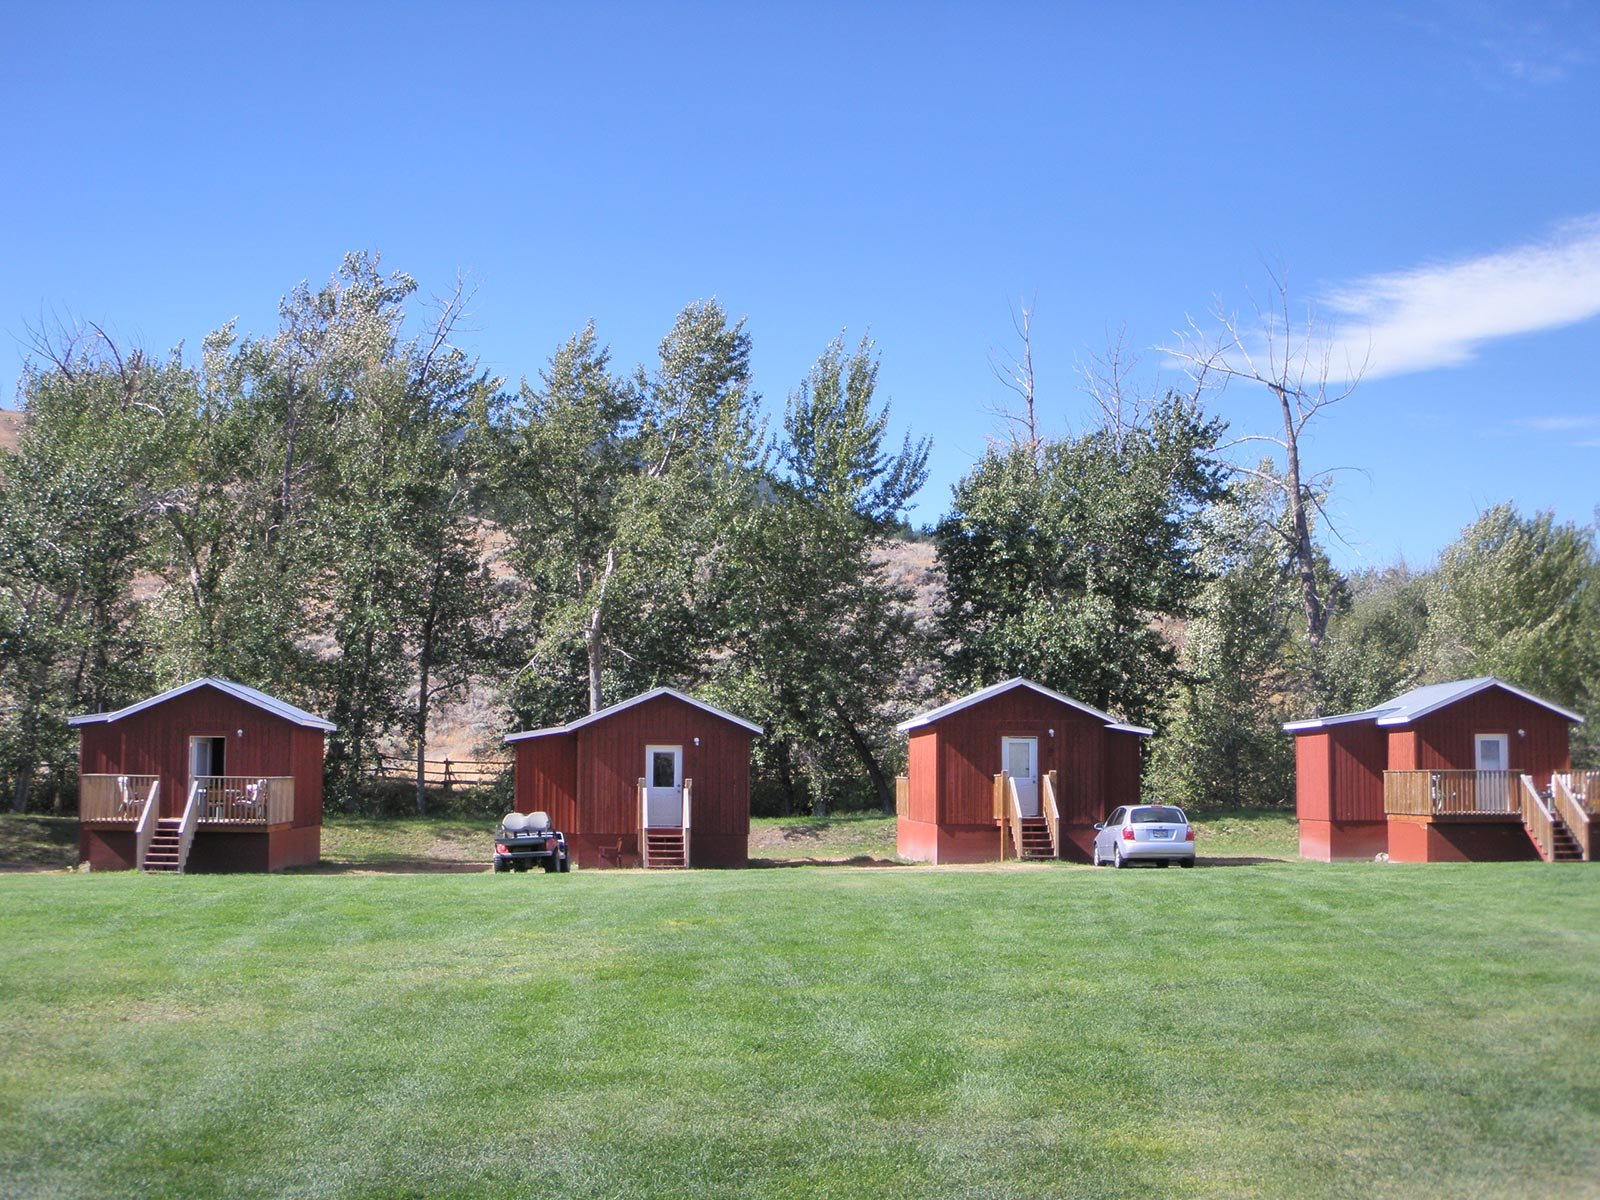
[373,755,510,790]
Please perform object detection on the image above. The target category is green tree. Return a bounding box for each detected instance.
[725,336,929,815]
[0,337,183,809]
[1423,504,1599,761]
[936,392,1226,724]
[1148,475,1300,809]
[499,301,766,726]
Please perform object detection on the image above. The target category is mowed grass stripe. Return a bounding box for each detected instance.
[1,864,1596,1199]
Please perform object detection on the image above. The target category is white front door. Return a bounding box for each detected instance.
[1475,733,1511,811]
[1002,737,1040,818]
[645,745,683,826]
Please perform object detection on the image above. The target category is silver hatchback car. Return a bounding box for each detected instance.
[1092,804,1196,867]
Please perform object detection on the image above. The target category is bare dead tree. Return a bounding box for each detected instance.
[988,294,1040,461]
[1162,270,1368,662]
[1077,326,1150,456]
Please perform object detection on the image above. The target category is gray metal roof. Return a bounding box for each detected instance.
[1281,676,1584,732]
[896,677,1154,736]
[68,678,336,732]
[504,686,763,743]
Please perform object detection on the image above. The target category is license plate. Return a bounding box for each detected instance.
[1150,829,1172,839]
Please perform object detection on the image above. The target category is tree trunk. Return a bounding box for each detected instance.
[830,699,894,814]
[10,767,30,814]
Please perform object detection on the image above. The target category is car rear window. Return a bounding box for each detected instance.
[1130,806,1186,824]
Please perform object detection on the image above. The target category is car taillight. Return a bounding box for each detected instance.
[1185,829,1195,842]
[1121,827,1135,840]
[545,837,557,851]
[495,843,508,855]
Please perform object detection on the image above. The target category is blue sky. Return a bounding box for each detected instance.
[3,1,1597,570]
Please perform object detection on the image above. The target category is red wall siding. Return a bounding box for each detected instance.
[573,695,751,844]
[77,685,313,822]
[1294,733,1332,821]
[1387,729,1418,771]
[1328,721,1387,822]
[1102,731,1143,818]
[906,732,938,823]
[930,690,1117,827]
[289,728,325,828]
[513,734,579,829]
[1409,688,1572,786]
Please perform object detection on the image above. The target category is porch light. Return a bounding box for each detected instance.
[236,729,244,737]
[693,737,700,747]
[1048,729,1055,738]
[1518,729,1526,738]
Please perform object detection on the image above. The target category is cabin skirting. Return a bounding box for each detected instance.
[1298,818,1389,862]
[1386,816,1538,863]
[564,831,747,870]
[78,825,319,872]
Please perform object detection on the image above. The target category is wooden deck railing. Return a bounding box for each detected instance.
[1552,775,1593,861]
[194,776,293,824]
[80,774,159,821]
[1384,770,1517,816]
[1521,775,1556,862]
[1042,770,1060,859]
[1554,772,1599,813]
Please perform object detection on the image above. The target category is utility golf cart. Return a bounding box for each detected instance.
[492,811,571,873]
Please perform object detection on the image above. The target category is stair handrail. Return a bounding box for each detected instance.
[134,779,161,870]
[993,772,1008,860]
[1042,770,1060,859]
[1519,775,1556,862]
[1551,774,1592,861]
[682,777,692,870]
[1007,776,1026,859]
[175,779,203,873]
[638,777,649,869]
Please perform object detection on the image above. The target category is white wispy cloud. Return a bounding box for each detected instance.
[1319,216,1600,381]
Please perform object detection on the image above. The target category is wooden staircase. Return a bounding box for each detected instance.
[143,819,187,873]
[642,827,687,868]
[1016,817,1055,860]
[1545,813,1584,863]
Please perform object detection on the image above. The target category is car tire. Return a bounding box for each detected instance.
[493,857,508,873]
[1179,858,1194,868]
[1156,860,1169,868]
[558,854,571,873]
[1092,846,1102,867]
[1113,846,1126,869]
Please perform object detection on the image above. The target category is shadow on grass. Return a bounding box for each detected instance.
[291,861,489,875]
[748,855,908,869]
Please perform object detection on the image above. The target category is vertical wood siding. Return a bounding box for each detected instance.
[1294,733,1333,821]
[906,732,939,823]
[574,695,751,845]
[513,735,579,829]
[1102,731,1143,817]
[77,685,309,821]
[927,689,1127,827]
[514,694,754,860]
[1328,721,1387,822]
[1409,688,1572,785]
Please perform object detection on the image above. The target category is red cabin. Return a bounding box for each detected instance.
[505,688,760,869]
[1284,677,1588,863]
[895,678,1151,864]
[73,678,331,872]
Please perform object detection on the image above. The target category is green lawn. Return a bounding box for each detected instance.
[2,861,1596,1198]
